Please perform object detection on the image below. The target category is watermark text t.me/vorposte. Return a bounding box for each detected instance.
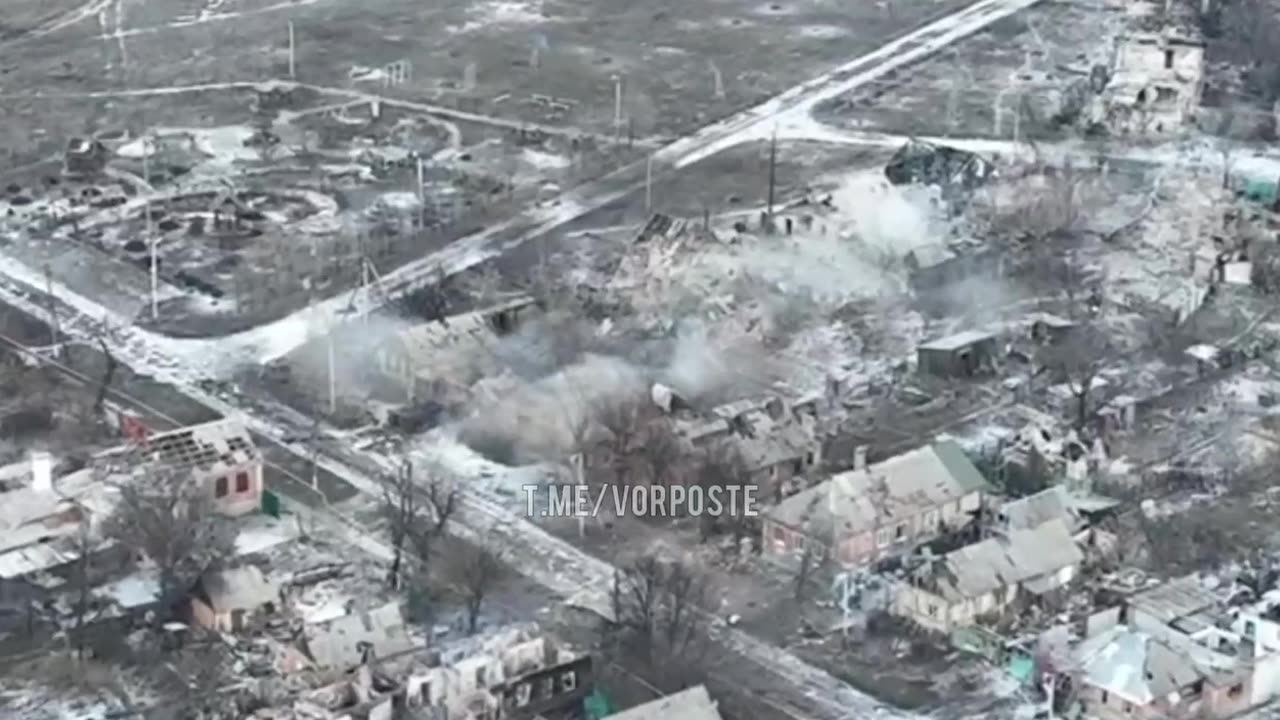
[523,483,760,519]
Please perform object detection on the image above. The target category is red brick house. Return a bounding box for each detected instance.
[121,419,264,516]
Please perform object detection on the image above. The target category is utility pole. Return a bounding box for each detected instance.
[326,333,336,414]
[144,137,158,320]
[42,260,58,349]
[309,417,320,490]
[415,157,425,228]
[287,21,296,79]
[766,127,778,227]
[709,60,725,100]
[573,452,585,538]
[644,154,654,214]
[611,73,623,142]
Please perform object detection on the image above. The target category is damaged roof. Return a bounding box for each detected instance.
[768,440,988,539]
[918,330,996,352]
[1075,622,1239,706]
[1076,627,1198,705]
[0,470,121,580]
[998,486,1083,532]
[1129,575,1219,626]
[196,565,278,614]
[921,519,1083,601]
[112,419,260,478]
[603,684,723,720]
[304,602,415,670]
[390,295,535,357]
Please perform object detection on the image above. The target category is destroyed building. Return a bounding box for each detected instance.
[100,418,265,517]
[668,395,824,500]
[279,602,415,673]
[399,628,593,720]
[763,440,989,566]
[905,242,1005,294]
[370,295,538,404]
[1101,0,1205,136]
[62,137,108,177]
[891,518,1084,633]
[0,460,121,587]
[1059,576,1280,720]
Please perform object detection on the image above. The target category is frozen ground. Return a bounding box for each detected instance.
[812,0,1125,140]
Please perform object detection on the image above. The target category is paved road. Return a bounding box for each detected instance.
[769,120,1280,177]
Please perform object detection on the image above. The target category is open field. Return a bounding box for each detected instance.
[813,0,1123,140]
[0,0,979,141]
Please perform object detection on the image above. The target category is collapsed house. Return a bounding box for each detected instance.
[402,629,592,720]
[0,457,121,587]
[891,518,1084,633]
[667,395,825,500]
[1100,0,1205,136]
[905,241,1005,294]
[762,440,989,566]
[279,601,416,673]
[97,418,266,517]
[63,137,109,177]
[1057,576,1280,720]
[251,626,592,720]
[370,295,539,404]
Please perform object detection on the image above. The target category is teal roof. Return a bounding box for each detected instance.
[932,439,992,494]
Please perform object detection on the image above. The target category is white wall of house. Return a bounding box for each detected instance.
[1250,652,1280,708]
[1234,614,1280,654]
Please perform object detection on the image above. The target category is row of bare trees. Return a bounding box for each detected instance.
[379,460,507,634]
[607,553,712,692]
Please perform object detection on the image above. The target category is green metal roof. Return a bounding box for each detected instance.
[932,439,992,494]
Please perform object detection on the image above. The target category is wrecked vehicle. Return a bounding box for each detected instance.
[884,140,995,196]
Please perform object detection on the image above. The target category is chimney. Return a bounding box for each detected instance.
[854,446,867,471]
[30,450,53,493]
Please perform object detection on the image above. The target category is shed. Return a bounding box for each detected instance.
[917,331,998,377]
[190,565,279,632]
[1029,314,1077,344]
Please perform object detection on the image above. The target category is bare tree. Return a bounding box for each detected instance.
[92,337,117,415]
[1038,322,1113,429]
[444,540,505,635]
[793,544,818,602]
[608,553,711,690]
[1219,0,1280,102]
[102,472,236,617]
[596,398,649,481]
[68,522,100,659]
[986,163,1086,244]
[633,419,686,487]
[381,460,457,590]
[696,444,753,543]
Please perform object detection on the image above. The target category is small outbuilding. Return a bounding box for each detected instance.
[63,138,108,177]
[917,331,998,378]
[1030,314,1077,345]
[190,565,279,633]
